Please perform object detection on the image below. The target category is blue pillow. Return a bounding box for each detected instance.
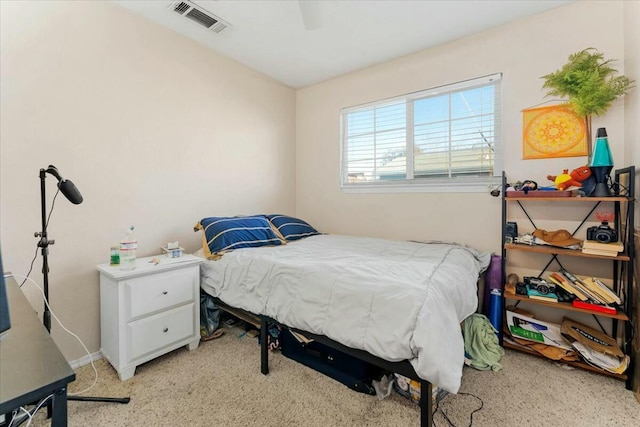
[195,216,284,259]
[265,215,320,242]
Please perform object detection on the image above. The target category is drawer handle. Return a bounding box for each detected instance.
[162,291,168,295]
[163,328,168,333]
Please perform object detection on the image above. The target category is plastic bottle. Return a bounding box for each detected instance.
[489,288,503,337]
[120,226,137,271]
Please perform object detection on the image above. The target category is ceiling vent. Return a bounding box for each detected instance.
[169,1,230,33]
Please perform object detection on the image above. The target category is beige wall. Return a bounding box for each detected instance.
[296,0,628,254]
[0,1,296,359]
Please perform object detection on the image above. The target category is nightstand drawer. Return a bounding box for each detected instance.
[125,267,198,319]
[128,303,195,361]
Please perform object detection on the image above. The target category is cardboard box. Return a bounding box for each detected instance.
[560,317,623,357]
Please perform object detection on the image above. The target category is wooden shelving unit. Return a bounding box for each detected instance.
[500,167,635,389]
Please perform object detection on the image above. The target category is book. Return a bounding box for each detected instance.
[581,248,620,257]
[526,286,558,302]
[560,270,606,304]
[579,277,621,305]
[571,299,617,315]
[548,272,588,301]
[528,295,558,303]
[582,240,623,252]
[592,277,622,305]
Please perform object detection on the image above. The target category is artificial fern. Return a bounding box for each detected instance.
[542,48,634,117]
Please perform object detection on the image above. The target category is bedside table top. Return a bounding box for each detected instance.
[97,254,202,280]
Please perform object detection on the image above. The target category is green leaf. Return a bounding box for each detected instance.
[540,48,635,117]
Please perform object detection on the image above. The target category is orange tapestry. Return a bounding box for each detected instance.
[522,104,587,159]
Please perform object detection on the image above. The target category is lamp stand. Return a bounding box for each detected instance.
[36,169,130,406]
[593,182,611,197]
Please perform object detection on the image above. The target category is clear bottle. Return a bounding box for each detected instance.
[120,226,137,271]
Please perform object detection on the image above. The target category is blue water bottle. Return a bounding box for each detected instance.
[489,288,503,337]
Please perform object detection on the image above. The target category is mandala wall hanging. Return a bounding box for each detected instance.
[522,104,587,159]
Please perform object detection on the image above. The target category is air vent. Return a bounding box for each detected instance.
[169,1,230,33]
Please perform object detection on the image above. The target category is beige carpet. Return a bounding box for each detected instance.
[26,326,640,426]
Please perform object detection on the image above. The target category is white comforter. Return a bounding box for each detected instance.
[198,234,490,393]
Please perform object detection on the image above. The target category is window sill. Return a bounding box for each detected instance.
[341,177,501,194]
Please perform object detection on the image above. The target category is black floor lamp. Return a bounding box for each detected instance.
[36,165,129,405]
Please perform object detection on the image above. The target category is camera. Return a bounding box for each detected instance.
[524,277,555,295]
[586,221,618,243]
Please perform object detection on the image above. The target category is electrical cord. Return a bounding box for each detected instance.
[7,394,53,427]
[434,392,484,427]
[18,247,38,289]
[25,395,51,427]
[9,407,31,427]
[12,273,99,396]
[19,188,60,288]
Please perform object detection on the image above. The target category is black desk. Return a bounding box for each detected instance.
[0,275,75,426]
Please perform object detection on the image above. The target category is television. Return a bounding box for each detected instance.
[0,246,11,335]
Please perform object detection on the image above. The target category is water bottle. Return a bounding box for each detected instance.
[489,288,503,338]
[120,226,137,271]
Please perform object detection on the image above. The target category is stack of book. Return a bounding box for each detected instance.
[581,240,624,257]
[546,270,621,315]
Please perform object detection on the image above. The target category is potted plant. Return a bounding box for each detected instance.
[541,48,634,158]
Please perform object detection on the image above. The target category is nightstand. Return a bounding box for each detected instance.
[97,254,202,381]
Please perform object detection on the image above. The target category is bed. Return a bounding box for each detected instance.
[194,215,490,426]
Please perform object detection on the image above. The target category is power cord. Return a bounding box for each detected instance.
[18,247,38,289]
[434,392,484,427]
[7,394,52,427]
[12,273,99,396]
[19,189,60,288]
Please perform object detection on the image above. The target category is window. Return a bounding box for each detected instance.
[341,73,502,192]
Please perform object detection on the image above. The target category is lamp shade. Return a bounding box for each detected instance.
[589,127,613,197]
[589,128,613,167]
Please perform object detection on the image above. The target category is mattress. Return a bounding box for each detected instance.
[198,234,490,392]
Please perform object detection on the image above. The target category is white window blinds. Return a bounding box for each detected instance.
[341,73,502,192]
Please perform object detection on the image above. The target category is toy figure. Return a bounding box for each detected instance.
[518,180,538,194]
[547,166,592,191]
[496,179,538,197]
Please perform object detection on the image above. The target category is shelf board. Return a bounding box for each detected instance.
[504,293,629,320]
[504,243,630,261]
[505,196,628,202]
[503,341,627,381]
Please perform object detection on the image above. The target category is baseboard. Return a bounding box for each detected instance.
[69,351,103,370]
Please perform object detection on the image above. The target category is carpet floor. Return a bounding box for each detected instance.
[25,326,640,426]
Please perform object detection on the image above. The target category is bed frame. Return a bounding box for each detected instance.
[213,299,434,427]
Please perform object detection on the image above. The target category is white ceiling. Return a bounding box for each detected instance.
[113,0,572,88]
